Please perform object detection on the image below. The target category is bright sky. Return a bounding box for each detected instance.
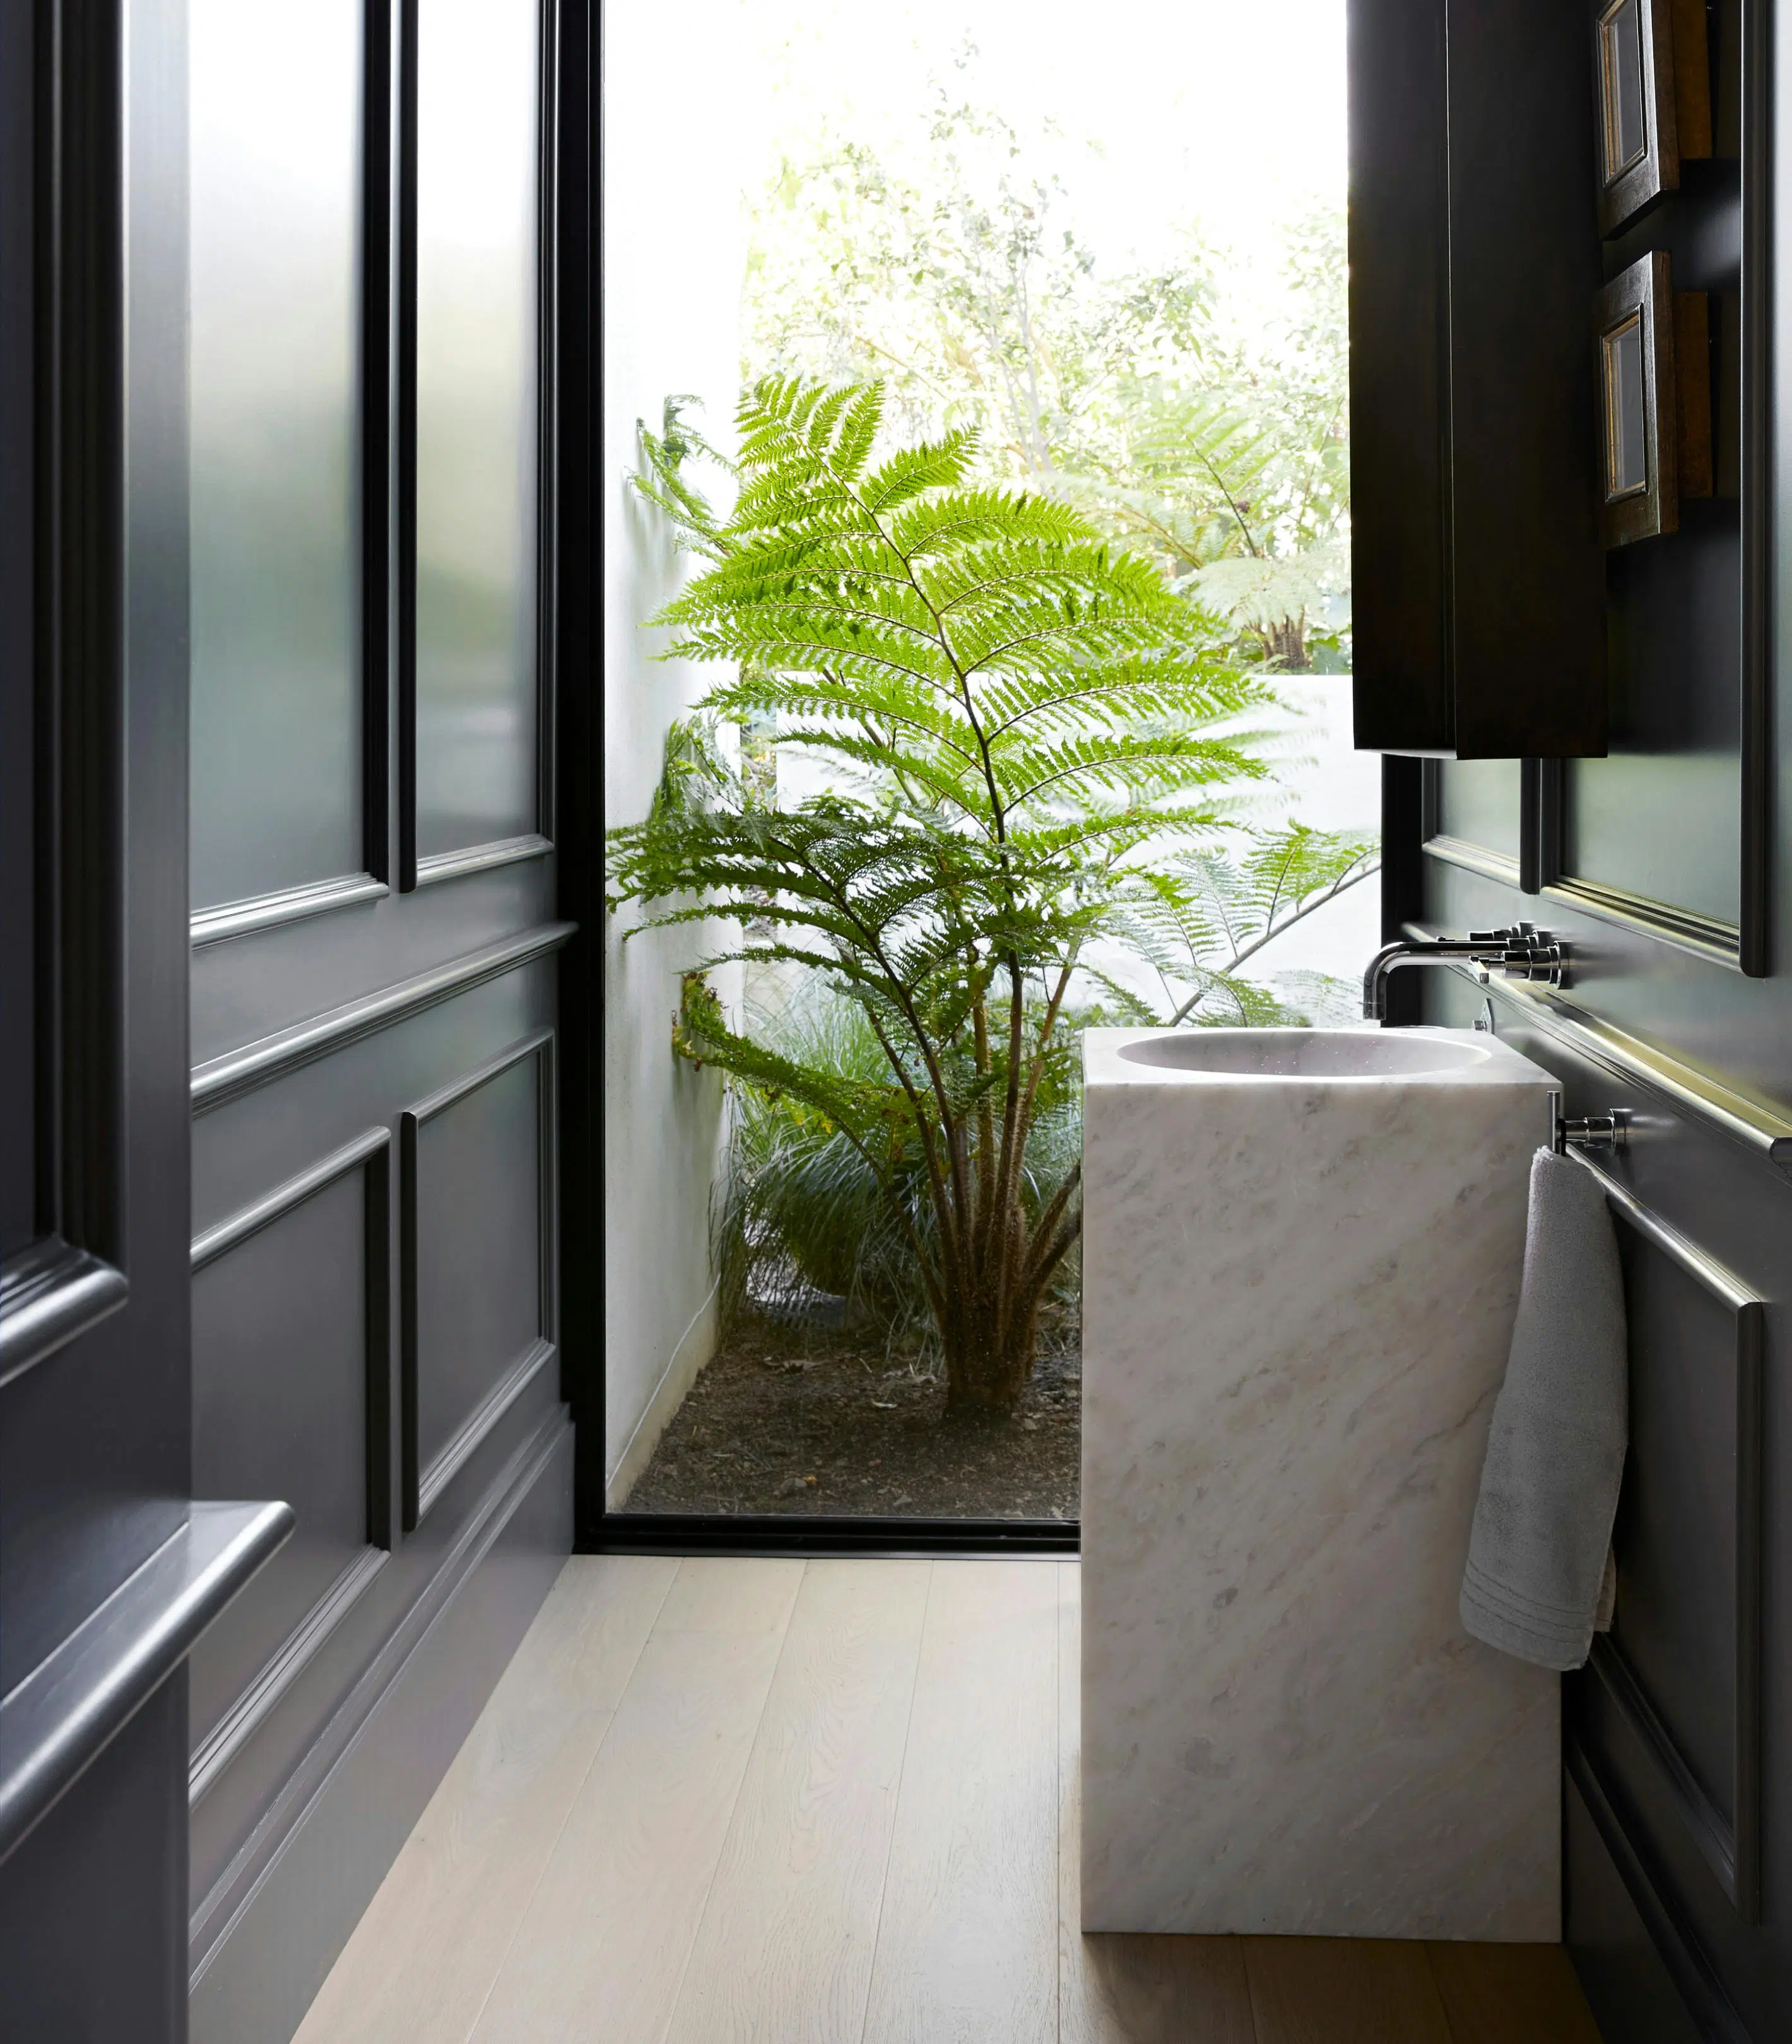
[741,0,1348,271]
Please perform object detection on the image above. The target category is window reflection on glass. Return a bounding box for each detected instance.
[413,0,540,860]
[189,0,362,910]
[1600,0,1648,182]
[1602,313,1649,500]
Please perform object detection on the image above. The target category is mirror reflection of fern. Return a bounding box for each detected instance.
[609,375,1369,1414]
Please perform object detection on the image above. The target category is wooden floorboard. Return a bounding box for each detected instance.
[859,1558,1061,2044]
[295,1556,1606,2044]
[1059,1563,1258,2044]
[1244,1936,1454,2044]
[290,1554,678,2044]
[1426,1940,1606,2044]
[466,1556,804,2043]
[661,1558,931,2044]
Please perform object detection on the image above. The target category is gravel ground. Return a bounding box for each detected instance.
[623,1310,1081,1520]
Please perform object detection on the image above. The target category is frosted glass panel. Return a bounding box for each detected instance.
[189,0,363,911]
[413,0,540,859]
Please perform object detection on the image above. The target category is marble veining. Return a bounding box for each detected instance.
[1080,1026,1560,1939]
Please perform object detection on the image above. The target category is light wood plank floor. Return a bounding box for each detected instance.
[295,1558,1603,2044]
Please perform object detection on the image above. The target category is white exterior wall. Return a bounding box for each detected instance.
[601,1,743,1503]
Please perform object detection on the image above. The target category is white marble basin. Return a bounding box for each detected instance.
[1114,1025,1493,1079]
[1080,1023,1562,1940]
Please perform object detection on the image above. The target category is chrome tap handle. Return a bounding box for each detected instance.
[1556,1109,1628,1153]
[1362,926,1568,1020]
[1489,931,1567,987]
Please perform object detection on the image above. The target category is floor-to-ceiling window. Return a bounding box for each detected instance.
[603,0,1372,1525]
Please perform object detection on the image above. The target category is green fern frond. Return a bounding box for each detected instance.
[610,375,1372,1411]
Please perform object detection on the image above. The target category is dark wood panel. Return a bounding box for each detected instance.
[1420,903,1786,2034]
[187,0,368,916]
[0,0,34,1267]
[1564,1766,1706,2044]
[187,1348,563,1925]
[0,1679,190,2044]
[1437,760,1524,861]
[1350,0,1606,758]
[0,0,189,1687]
[178,37,582,1985]
[402,1030,553,1527]
[1608,1235,1741,1828]
[1559,37,1764,972]
[191,916,569,1108]
[1569,1177,1767,1924]
[1572,1677,1758,2044]
[1347,0,1451,753]
[189,1164,388,1748]
[1567,504,1743,929]
[0,0,293,2030]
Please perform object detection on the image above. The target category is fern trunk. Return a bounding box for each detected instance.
[930,1081,1076,1415]
[937,1240,1051,1414]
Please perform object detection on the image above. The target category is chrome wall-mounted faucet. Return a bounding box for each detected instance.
[1362,924,1567,1022]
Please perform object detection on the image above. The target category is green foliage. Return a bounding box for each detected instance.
[611,374,1304,1409]
[1047,211,1351,670]
[709,988,931,1336]
[748,84,1221,478]
[1112,822,1379,1026]
[744,71,1350,669]
[709,986,1081,1356]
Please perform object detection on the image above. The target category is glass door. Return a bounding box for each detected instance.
[601,0,1372,1527]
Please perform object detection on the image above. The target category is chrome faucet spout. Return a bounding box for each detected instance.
[1362,925,1567,1022]
[1361,937,1499,1021]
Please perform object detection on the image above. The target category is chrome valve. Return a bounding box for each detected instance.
[1362,924,1567,1021]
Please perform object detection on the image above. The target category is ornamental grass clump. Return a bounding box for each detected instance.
[608,375,1282,1414]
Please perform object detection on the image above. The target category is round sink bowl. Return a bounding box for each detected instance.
[1115,1028,1494,1079]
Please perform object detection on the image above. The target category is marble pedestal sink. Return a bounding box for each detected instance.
[1080,1025,1560,1939]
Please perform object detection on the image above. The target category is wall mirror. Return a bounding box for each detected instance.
[1595,0,1713,236]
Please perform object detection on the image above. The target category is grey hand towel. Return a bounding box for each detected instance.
[1460,1147,1627,1671]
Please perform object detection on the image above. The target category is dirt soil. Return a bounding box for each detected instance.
[625,1310,1080,1520]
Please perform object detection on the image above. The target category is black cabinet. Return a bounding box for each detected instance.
[1348,0,1607,759]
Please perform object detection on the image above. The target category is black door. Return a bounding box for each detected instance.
[1,3,287,2036]
[181,2,578,2037]
[3,2,588,2039]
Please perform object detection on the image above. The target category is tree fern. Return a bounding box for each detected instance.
[610,376,1353,1413]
